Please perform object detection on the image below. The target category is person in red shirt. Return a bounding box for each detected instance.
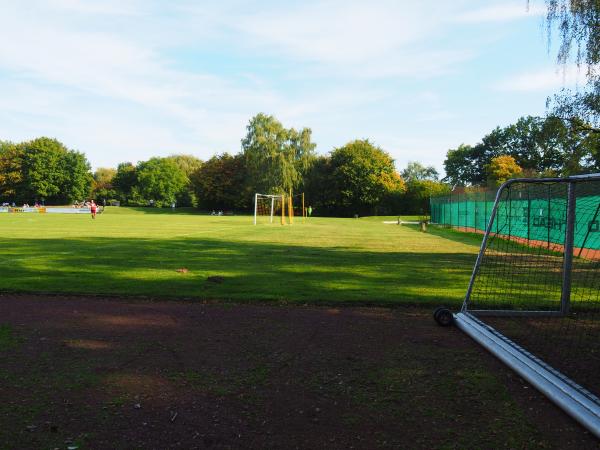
[90,200,97,219]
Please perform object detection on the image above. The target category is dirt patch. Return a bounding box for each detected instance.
[0,294,596,449]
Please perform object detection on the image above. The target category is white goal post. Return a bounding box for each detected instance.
[254,193,285,225]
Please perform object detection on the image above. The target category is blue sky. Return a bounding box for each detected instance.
[0,0,588,174]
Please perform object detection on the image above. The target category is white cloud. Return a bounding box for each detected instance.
[455,2,545,23]
[236,2,428,64]
[46,0,144,15]
[494,65,588,92]
[0,0,550,172]
[221,0,472,78]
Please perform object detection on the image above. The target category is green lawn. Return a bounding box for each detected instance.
[0,208,481,305]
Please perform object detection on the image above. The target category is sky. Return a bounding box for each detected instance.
[0,0,589,174]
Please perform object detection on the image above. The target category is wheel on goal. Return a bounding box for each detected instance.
[433,307,454,327]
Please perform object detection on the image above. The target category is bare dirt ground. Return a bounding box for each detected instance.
[0,294,597,449]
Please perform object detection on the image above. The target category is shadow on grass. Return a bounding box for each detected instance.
[0,235,479,306]
[424,225,485,247]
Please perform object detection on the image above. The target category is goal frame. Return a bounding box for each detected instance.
[253,193,284,225]
[452,173,600,438]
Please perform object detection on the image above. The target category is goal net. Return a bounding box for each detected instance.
[453,175,600,437]
[254,194,285,225]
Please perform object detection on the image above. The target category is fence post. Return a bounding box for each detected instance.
[527,186,531,245]
[547,186,551,250]
[508,187,512,239]
[561,182,576,316]
[474,192,477,231]
[458,192,461,231]
[484,191,488,232]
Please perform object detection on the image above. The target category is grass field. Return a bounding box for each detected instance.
[1,209,597,448]
[0,208,482,305]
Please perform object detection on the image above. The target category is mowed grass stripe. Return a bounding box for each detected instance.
[0,209,480,304]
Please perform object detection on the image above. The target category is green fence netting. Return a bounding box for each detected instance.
[430,186,600,250]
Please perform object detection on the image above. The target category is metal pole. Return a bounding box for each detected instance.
[270,196,275,224]
[527,186,531,245]
[474,193,477,231]
[454,312,600,439]
[508,187,512,240]
[561,182,576,315]
[458,194,460,230]
[289,190,293,225]
[462,183,507,311]
[253,193,258,225]
[484,191,488,232]
[547,185,551,250]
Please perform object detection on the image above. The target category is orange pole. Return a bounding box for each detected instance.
[289,189,293,225]
[302,192,305,222]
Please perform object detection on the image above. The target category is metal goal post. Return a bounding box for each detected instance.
[450,174,600,438]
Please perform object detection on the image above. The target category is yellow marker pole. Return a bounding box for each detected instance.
[281,194,285,225]
[289,189,293,225]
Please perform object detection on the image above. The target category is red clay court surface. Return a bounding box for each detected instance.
[0,294,597,449]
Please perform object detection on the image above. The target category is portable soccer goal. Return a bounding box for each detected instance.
[253,193,284,225]
[253,193,306,225]
[435,175,600,437]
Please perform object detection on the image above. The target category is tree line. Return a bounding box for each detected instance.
[443,115,600,187]
[0,113,447,216]
[0,137,91,204]
[2,112,597,216]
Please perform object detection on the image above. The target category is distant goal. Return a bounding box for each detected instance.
[253,194,285,225]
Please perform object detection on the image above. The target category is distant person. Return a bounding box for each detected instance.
[307,205,313,217]
[171,201,176,211]
[90,200,97,219]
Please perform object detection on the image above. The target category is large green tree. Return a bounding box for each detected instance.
[92,167,117,202]
[443,144,483,186]
[61,149,93,203]
[191,153,249,210]
[0,141,23,201]
[397,179,451,215]
[401,161,439,182]
[165,154,203,207]
[304,156,337,215]
[165,154,203,177]
[329,139,406,216]
[242,113,316,195]
[443,115,599,185]
[135,157,188,207]
[486,155,523,186]
[113,162,137,204]
[396,161,450,214]
[0,137,92,204]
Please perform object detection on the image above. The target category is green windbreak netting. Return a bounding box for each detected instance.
[430,188,600,250]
